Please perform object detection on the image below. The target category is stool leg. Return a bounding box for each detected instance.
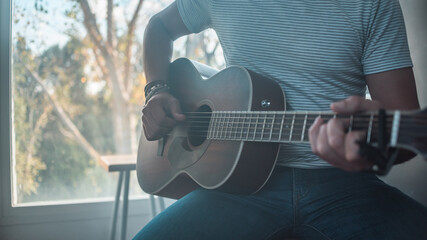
[110,171,124,240]
[158,197,165,212]
[120,170,131,240]
[149,195,157,218]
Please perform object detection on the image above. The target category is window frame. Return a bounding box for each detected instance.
[0,0,150,226]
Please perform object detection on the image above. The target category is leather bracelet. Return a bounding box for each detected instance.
[144,80,168,97]
[145,84,170,103]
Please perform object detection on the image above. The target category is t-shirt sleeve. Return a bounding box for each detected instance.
[362,0,412,75]
[176,0,212,33]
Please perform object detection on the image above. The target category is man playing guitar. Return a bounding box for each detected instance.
[135,1,427,239]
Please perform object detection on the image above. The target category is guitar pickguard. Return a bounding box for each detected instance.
[166,124,211,170]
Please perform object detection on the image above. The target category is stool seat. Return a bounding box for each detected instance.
[100,154,136,172]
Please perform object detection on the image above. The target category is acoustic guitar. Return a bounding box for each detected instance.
[137,58,427,199]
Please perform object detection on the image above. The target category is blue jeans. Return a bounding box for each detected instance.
[133,167,427,239]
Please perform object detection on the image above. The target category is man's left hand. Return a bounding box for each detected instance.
[308,96,382,172]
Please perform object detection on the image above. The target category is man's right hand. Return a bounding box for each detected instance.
[142,92,186,141]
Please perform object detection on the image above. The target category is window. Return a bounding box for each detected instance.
[6,0,224,208]
[11,0,155,205]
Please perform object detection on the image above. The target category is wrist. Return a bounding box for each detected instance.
[145,81,169,103]
[144,80,167,94]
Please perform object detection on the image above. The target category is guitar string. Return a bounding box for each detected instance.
[183,114,426,124]
[182,111,426,120]
[171,121,421,134]
[163,130,390,141]
[183,119,394,129]
[165,132,398,142]
[182,111,424,116]
[176,119,402,129]
[151,113,424,138]
[182,114,426,125]
[179,117,424,126]
[165,119,415,139]
[179,128,388,136]
[168,125,393,139]
[182,116,427,126]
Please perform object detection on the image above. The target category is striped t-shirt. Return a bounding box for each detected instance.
[176,0,412,168]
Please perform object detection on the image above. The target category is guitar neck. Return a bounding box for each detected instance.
[204,110,399,146]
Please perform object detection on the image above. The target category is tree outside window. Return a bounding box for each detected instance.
[11,0,224,205]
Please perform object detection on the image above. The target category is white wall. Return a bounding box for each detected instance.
[0,199,155,240]
[381,0,427,206]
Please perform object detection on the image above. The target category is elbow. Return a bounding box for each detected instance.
[145,14,174,42]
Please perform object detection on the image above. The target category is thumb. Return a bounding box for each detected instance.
[167,98,186,121]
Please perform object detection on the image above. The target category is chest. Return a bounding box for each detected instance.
[211,1,364,70]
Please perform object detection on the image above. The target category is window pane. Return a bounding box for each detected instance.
[11,0,223,205]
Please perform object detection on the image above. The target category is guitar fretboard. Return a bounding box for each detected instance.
[205,111,398,145]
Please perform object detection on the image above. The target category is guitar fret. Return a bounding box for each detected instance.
[220,112,226,139]
[246,112,251,140]
[208,112,214,139]
[235,111,240,140]
[269,113,275,141]
[367,113,374,144]
[220,113,224,139]
[214,112,219,139]
[207,112,211,139]
[231,112,236,139]
[216,112,220,139]
[279,113,285,142]
[261,113,267,140]
[239,112,244,140]
[289,114,296,141]
[253,113,259,140]
[212,112,217,139]
[234,112,239,140]
[301,112,308,142]
[216,112,221,139]
[226,113,233,139]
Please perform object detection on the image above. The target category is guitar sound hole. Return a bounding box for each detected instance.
[188,105,212,147]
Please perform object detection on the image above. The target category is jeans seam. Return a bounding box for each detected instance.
[299,174,311,200]
[303,224,333,240]
[292,168,297,229]
[262,225,294,240]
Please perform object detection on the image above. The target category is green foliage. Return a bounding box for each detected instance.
[11,0,224,204]
[12,38,48,202]
[13,37,116,202]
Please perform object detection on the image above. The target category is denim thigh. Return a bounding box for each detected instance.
[133,167,427,240]
[294,168,427,240]
[133,167,295,240]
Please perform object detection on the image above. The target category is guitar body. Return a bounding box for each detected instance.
[137,58,285,199]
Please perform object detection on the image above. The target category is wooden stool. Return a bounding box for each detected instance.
[100,155,166,240]
[100,155,135,240]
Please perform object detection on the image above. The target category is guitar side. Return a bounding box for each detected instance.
[137,58,285,199]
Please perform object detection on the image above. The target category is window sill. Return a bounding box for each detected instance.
[0,196,151,226]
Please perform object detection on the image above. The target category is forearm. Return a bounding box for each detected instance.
[143,15,174,83]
